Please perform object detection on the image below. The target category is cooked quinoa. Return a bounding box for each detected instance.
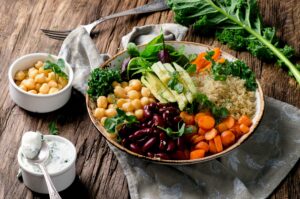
[192,74,256,119]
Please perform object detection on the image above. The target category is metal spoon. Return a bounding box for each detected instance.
[26,142,62,199]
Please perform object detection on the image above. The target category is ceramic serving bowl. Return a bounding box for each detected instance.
[8,53,73,113]
[86,41,264,165]
[17,135,77,194]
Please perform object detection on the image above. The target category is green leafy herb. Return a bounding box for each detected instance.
[158,123,192,138]
[167,71,184,94]
[127,43,140,58]
[188,54,197,62]
[48,121,58,135]
[204,50,215,61]
[168,0,300,84]
[186,64,196,73]
[87,68,121,99]
[104,109,138,134]
[43,58,68,80]
[212,60,257,91]
[185,93,229,119]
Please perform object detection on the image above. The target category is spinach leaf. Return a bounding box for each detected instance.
[167,71,184,94]
[127,43,140,57]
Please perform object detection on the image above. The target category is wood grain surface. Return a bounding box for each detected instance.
[0,0,299,198]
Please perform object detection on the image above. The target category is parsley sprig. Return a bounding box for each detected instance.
[168,71,184,94]
[48,121,59,135]
[43,58,68,80]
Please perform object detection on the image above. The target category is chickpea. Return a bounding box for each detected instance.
[149,98,156,104]
[112,81,120,88]
[49,87,59,94]
[94,108,105,119]
[126,112,134,116]
[34,73,46,83]
[135,109,144,120]
[141,87,151,97]
[100,117,107,126]
[57,83,63,90]
[114,86,127,98]
[39,83,50,94]
[58,77,68,87]
[48,80,58,88]
[122,102,134,112]
[46,72,55,81]
[124,86,133,93]
[28,90,37,94]
[105,108,117,118]
[108,104,117,109]
[97,96,108,108]
[35,83,42,91]
[14,71,26,81]
[38,66,51,75]
[107,94,115,104]
[35,61,44,69]
[28,67,38,78]
[15,81,21,86]
[129,79,142,91]
[22,79,35,90]
[131,99,142,110]
[121,81,129,88]
[117,99,128,108]
[19,84,27,91]
[140,97,150,106]
[127,90,141,100]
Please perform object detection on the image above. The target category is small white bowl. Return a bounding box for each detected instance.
[8,53,74,113]
[17,135,77,194]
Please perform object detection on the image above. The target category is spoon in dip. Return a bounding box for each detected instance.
[22,132,62,199]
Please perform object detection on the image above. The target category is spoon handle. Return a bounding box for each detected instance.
[39,164,62,199]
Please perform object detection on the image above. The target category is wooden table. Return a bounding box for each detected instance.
[0,0,299,198]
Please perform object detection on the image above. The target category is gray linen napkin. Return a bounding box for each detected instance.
[58,24,300,199]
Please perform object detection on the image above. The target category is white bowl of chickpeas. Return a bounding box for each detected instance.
[8,53,73,113]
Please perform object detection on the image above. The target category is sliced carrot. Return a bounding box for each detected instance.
[216,57,225,64]
[191,135,205,144]
[230,124,242,138]
[212,48,221,61]
[192,52,206,66]
[198,115,215,130]
[195,112,208,123]
[190,149,205,159]
[224,116,235,129]
[221,130,235,147]
[198,62,212,72]
[238,115,252,127]
[209,140,217,154]
[180,112,195,125]
[195,141,209,152]
[198,127,207,135]
[216,122,228,133]
[204,128,218,141]
[214,135,223,152]
[240,124,250,134]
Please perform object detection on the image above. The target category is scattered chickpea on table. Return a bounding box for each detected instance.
[14,61,68,95]
[93,79,156,124]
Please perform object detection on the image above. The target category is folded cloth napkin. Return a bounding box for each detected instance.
[58,23,300,199]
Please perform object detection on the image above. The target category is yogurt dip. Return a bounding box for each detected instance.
[21,131,43,159]
[20,133,75,175]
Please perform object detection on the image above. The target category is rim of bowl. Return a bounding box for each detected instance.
[86,41,265,164]
[8,53,74,97]
[17,135,77,176]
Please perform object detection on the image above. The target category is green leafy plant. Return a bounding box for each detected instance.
[43,58,68,80]
[87,68,121,99]
[168,0,300,84]
[168,71,184,93]
[158,123,193,138]
[104,109,138,134]
[48,121,58,135]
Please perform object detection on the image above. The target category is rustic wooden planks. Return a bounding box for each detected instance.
[0,0,299,198]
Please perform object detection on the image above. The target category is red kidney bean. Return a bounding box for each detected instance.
[129,143,142,154]
[147,152,154,158]
[159,139,167,151]
[152,114,164,126]
[171,150,188,160]
[154,153,170,160]
[173,116,182,123]
[159,132,166,140]
[121,138,128,147]
[129,128,151,141]
[166,139,176,152]
[143,108,152,119]
[142,137,157,152]
[148,103,158,112]
[176,137,185,150]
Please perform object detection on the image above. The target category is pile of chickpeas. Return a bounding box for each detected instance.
[14,61,68,95]
[93,79,156,125]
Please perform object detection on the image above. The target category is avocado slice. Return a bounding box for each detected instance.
[172,62,197,95]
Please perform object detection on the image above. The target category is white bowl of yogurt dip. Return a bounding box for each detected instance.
[17,132,77,194]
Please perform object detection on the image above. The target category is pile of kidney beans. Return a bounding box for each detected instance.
[118,102,191,160]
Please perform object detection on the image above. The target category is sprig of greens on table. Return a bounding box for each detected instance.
[167,0,300,84]
[44,58,68,80]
